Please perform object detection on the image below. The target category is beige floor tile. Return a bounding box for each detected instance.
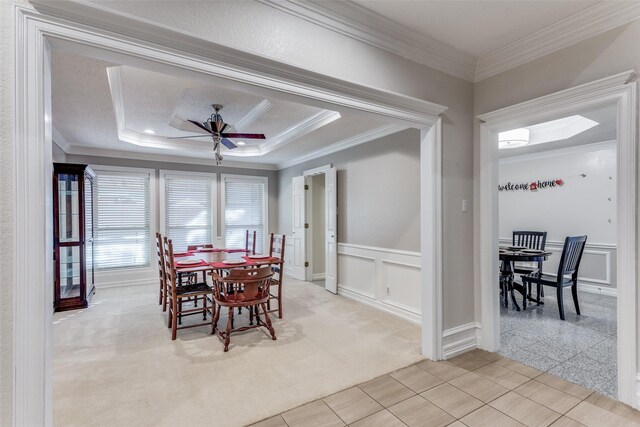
[387,395,455,427]
[449,353,494,371]
[535,373,593,400]
[421,383,484,418]
[449,372,510,403]
[323,387,382,424]
[460,405,526,427]
[389,365,445,393]
[416,359,468,381]
[281,400,345,427]
[469,348,503,362]
[515,380,581,414]
[250,415,288,427]
[358,374,416,407]
[349,409,405,427]
[551,417,586,427]
[489,391,562,427]
[585,393,640,424]
[566,401,639,427]
[475,363,531,390]
[448,422,468,427]
[495,358,543,378]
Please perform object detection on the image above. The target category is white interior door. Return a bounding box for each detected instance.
[325,167,338,294]
[291,176,306,280]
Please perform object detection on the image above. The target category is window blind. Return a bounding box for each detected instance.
[224,177,266,253]
[164,175,214,252]
[94,171,150,270]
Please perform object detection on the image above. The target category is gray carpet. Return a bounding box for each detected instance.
[499,288,617,398]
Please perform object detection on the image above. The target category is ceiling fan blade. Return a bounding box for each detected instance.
[188,119,212,134]
[167,135,212,139]
[221,133,266,139]
[220,138,237,149]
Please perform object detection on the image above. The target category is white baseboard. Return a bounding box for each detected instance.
[338,285,421,324]
[442,322,481,359]
[312,273,326,280]
[578,282,617,297]
[95,277,157,289]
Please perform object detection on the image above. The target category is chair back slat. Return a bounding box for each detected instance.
[156,232,166,282]
[513,231,547,250]
[163,237,177,292]
[557,235,588,278]
[212,266,273,304]
[245,230,257,255]
[269,233,286,277]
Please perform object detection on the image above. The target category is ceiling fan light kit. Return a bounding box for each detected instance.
[169,104,266,165]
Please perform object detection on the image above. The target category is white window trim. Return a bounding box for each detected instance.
[90,164,157,287]
[159,170,218,248]
[220,174,269,253]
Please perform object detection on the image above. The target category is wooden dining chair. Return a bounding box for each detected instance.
[245,230,257,255]
[163,237,214,339]
[211,266,276,352]
[522,235,587,320]
[187,244,214,251]
[513,230,547,299]
[156,232,168,311]
[267,233,286,318]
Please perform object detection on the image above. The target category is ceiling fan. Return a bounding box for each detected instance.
[169,104,266,165]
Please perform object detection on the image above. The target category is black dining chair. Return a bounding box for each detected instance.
[513,231,547,300]
[522,235,587,320]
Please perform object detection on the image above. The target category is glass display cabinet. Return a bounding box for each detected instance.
[53,163,96,311]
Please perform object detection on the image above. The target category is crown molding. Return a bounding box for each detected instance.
[233,99,273,131]
[52,126,71,151]
[475,2,640,82]
[277,123,406,169]
[260,110,341,155]
[63,144,279,170]
[257,0,476,82]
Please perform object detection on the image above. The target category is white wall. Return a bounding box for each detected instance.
[311,174,325,276]
[499,143,616,244]
[499,143,617,291]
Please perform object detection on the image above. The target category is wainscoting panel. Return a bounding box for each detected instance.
[500,239,617,296]
[337,243,422,323]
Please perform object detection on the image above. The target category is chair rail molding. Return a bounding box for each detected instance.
[12,6,447,424]
[477,70,637,407]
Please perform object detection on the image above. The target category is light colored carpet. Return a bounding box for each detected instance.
[53,277,422,426]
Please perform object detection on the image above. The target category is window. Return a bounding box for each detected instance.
[222,175,268,253]
[94,169,152,270]
[161,172,216,252]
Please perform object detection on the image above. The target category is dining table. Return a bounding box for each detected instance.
[499,246,552,311]
[174,248,282,277]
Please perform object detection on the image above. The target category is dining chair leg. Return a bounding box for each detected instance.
[571,284,581,315]
[171,299,178,340]
[277,283,283,319]
[202,295,207,320]
[162,281,168,312]
[557,286,565,321]
[536,284,542,305]
[249,304,254,325]
[261,303,276,340]
[224,308,233,352]
[178,300,183,325]
[167,298,173,328]
[158,283,163,305]
[211,302,221,334]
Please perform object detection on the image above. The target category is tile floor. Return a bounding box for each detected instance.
[500,288,617,398]
[254,349,640,427]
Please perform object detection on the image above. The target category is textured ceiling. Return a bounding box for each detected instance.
[499,102,617,159]
[349,0,599,57]
[51,50,397,167]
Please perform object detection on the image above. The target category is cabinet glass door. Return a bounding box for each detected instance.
[57,173,81,299]
[84,175,95,289]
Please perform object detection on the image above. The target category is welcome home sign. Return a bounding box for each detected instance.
[499,178,564,192]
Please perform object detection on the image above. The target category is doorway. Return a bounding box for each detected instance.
[290,165,338,294]
[477,72,637,407]
[497,102,618,398]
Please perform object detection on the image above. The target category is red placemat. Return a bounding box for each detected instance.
[242,256,280,263]
[223,249,249,253]
[210,259,256,269]
[175,260,209,268]
[173,251,194,257]
[194,248,221,253]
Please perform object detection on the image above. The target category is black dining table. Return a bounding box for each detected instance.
[499,247,552,311]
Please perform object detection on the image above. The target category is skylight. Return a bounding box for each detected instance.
[498,115,599,150]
